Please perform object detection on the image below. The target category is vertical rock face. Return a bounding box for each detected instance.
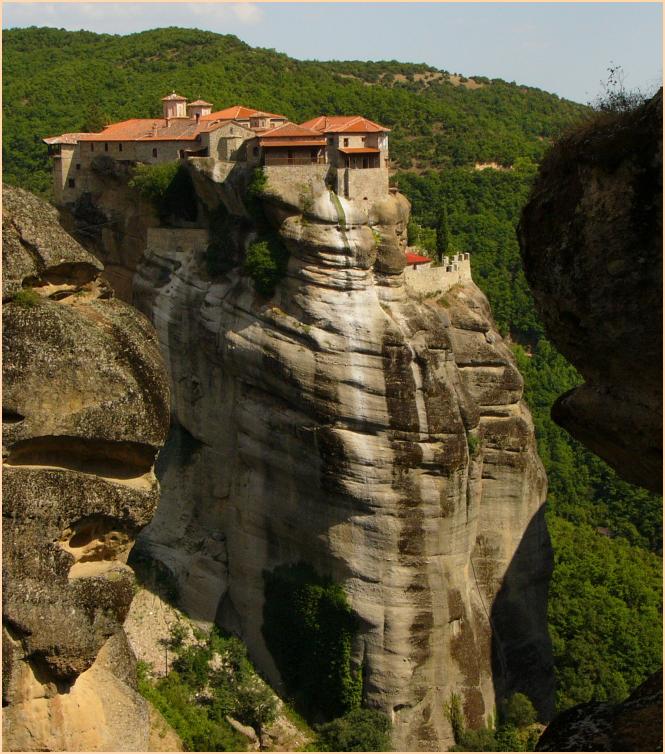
[124,164,553,750]
[2,185,174,751]
[518,89,662,493]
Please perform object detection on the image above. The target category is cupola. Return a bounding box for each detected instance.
[162,91,188,120]
[187,99,213,121]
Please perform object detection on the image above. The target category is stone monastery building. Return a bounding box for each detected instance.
[44,92,391,204]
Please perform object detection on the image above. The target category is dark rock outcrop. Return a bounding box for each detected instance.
[536,669,663,752]
[518,89,662,493]
[2,184,175,750]
[518,91,663,751]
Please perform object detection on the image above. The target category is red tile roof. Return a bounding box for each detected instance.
[405,252,432,265]
[301,115,390,134]
[260,140,326,148]
[199,104,287,123]
[188,99,213,107]
[338,147,381,154]
[43,132,91,145]
[162,91,187,101]
[254,122,323,139]
[76,118,201,142]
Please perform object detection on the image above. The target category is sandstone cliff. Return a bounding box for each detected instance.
[518,89,662,494]
[66,159,554,750]
[2,185,178,751]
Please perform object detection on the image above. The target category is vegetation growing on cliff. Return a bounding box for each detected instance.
[262,563,362,722]
[445,691,542,751]
[137,624,278,751]
[128,161,197,222]
[314,708,392,751]
[245,236,290,296]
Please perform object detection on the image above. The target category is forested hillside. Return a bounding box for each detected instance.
[4,25,585,195]
[3,25,661,723]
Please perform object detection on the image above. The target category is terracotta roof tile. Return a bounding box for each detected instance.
[338,147,381,154]
[188,99,213,107]
[405,252,432,265]
[162,92,187,101]
[259,122,325,139]
[301,115,390,133]
[43,132,91,145]
[260,140,326,148]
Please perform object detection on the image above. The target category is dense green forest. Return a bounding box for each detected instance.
[3,24,661,734]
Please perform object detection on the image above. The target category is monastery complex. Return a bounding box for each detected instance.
[45,92,471,289]
[44,92,391,204]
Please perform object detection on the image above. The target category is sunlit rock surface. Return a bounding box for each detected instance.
[124,164,553,750]
[2,184,176,751]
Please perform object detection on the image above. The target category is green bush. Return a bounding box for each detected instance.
[129,161,179,202]
[137,626,278,750]
[12,287,41,307]
[245,235,289,297]
[262,563,362,721]
[128,162,197,222]
[502,693,537,728]
[315,708,392,752]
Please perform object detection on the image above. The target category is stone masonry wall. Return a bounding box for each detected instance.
[404,253,472,296]
[263,163,333,202]
[337,167,390,200]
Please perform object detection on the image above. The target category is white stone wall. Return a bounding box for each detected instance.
[404,253,472,296]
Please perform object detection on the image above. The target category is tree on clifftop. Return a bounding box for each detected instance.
[436,202,452,262]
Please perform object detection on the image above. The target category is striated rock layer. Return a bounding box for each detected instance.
[2,185,177,751]
[113,161,555,750]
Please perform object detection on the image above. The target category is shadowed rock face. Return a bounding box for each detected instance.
[2,185,173,751]
[536,669,663,752]
[106,162,554,750]
[518,89,663,493]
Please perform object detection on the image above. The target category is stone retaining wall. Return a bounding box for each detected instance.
[404,253,472,296]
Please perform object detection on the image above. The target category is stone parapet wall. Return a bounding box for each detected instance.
[337,167,389,200]
[404,253,472,296]
[146,227,209,255]
[263,163,333,200]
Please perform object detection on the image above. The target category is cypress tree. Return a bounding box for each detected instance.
[436,202,451,262]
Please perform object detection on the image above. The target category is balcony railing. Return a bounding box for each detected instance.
[264,156,327,166]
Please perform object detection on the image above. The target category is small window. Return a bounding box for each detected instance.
[104,143,108,152]
[76,163,81,170]
[90,143,94,152]
[253,146,259,156]
[230,127,235,134]
[118,143,123,152]
[152,147,158,158]
[68,178,75,188]
[343,138,349,147]
[328,137,334,145]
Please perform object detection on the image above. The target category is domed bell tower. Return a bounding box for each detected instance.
[162,91,188,120]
